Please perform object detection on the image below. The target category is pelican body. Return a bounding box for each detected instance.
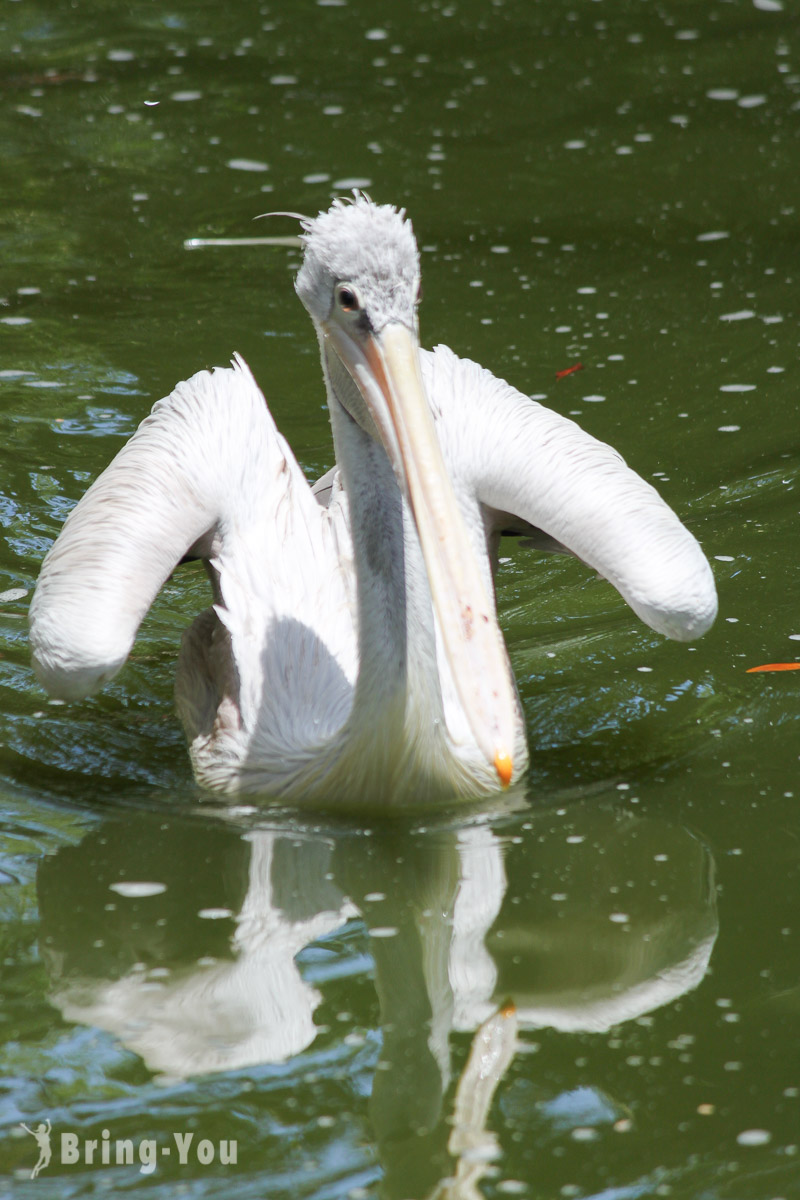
[29,196,717,807]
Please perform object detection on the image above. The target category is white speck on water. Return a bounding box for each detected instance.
[171,90,202,102]
[108,49,136,61]
[198,907,234,919]
[491,245,510,254]
[767,365,785,373]
[270,74,297,85]
[571,1127,599,1142]
[738,94,767,108]
[715,555,735,562]
[566,835,585,844]
[637,666,653,673]
[737,1129,772,1147]
[333,176,372,189]
[365,27,388,39]
[227,158,269,172]
[323,105,344,115]
[303,172,331,184]
[720,383,755,392]
[616,145,634,155]
[583,394,606,402]
[720,310,755,321]
[369,926,399,938]
[753,0,783,8]
[109,881,167,898]
[364,891,386,902]
[17,286,40,295]
[564,139,587,150]
[788,633,800,641]
[609,913,630,924]
[0,588,27,603]
[707,88,739,101]
[1,316,32,325]
[718,425,741,432]
[578,286,597,294]
[697,230,730,242]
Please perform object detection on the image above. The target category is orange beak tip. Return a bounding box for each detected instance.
[494,750,513,788]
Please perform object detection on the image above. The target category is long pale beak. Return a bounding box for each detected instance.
[324,318,517,788]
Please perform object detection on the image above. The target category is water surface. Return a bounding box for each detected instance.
[1,0,798,1196]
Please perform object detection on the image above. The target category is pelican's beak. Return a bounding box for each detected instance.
[324,318,517,789]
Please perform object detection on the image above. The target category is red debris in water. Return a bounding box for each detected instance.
[555,362,584,381]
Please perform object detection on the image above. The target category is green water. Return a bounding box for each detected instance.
[1,0,799,1195]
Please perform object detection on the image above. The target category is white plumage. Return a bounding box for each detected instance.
[29,196,717,807]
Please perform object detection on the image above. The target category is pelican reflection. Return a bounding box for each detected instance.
[36,803,717,1196]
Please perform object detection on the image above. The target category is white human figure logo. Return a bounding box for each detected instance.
[20,1119,52,1178]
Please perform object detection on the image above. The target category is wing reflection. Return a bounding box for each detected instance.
[38,820,356,1076]
[36,802,717,1196]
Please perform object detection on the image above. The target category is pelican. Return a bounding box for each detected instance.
[29,195,717,807]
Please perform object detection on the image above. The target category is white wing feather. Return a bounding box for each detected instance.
[423,345,717,641]
[29,355,329,699]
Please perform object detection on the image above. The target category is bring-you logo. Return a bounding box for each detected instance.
[19,1122,238,1177]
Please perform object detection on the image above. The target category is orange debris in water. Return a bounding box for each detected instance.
[746,663,800,673]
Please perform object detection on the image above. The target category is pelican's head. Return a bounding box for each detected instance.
[293,195,518,792]
[295,194,420,334]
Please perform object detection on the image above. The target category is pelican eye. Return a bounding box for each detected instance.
[336,283,361,313]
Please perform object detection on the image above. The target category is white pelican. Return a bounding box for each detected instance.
[29,195,717,807]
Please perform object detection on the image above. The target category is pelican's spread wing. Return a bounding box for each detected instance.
[29,355,329,701]
[423,345,717,641]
